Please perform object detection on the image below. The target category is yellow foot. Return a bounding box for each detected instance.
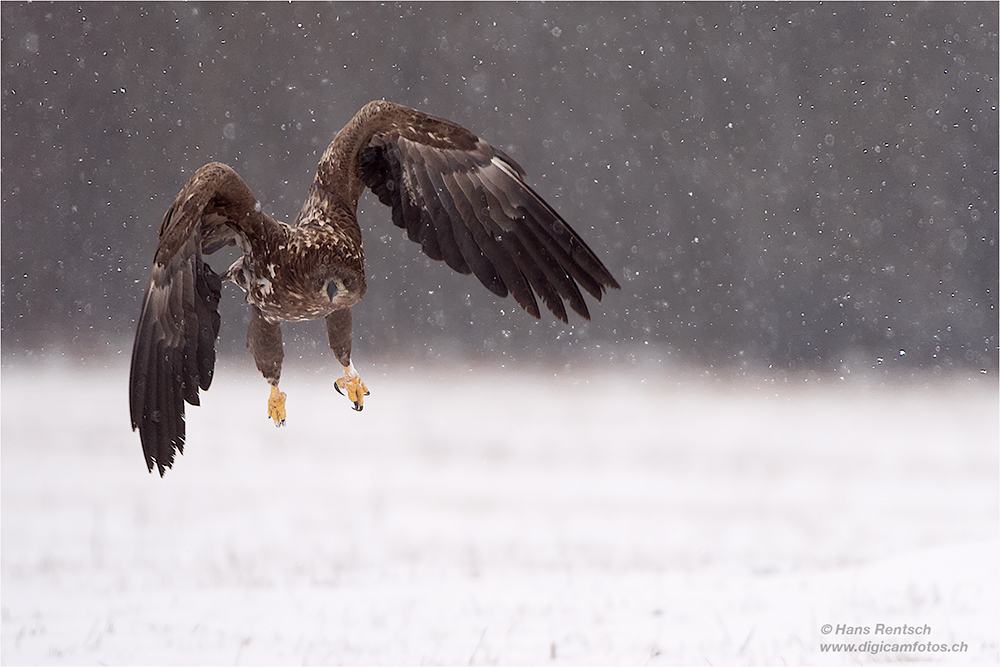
[334,362,369,411]
[268,384,286,426]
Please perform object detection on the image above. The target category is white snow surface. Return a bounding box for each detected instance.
[2,360,997,665]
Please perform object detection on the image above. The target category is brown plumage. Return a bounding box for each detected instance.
[129,100,620,476]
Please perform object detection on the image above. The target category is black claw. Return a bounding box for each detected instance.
[353,402,363,412]
[334,383,343,396]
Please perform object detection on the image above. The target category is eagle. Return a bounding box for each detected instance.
[129,100,620,476]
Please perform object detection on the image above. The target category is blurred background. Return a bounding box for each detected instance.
[2,2,997,374]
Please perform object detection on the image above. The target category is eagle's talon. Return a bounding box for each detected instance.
[335,363,368,411]
[268,384,287,426]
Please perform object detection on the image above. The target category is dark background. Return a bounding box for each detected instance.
[2,2,997,375]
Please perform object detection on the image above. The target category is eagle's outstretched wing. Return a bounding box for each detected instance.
[314,101,621,322]
[129,162,267,476]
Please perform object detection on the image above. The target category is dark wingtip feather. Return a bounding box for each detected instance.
[129,255,222,476]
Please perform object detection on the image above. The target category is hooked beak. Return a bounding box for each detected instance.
[326,279,342,301]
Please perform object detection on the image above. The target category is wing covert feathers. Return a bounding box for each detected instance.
[355,102,620,323]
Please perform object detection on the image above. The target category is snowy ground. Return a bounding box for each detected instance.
[2,359,997,665]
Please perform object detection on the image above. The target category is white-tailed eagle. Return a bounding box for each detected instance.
[129,101,620,475]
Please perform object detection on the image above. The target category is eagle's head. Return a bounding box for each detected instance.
[316,260,366,310]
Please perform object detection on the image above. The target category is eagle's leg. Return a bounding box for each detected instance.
[326,308,369,411]
[248,306,286,426]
